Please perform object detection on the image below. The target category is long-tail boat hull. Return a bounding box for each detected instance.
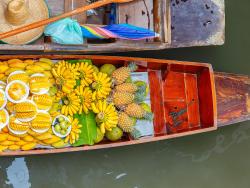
[0,55,248,156]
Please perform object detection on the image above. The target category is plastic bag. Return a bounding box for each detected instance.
[44,18,83,45]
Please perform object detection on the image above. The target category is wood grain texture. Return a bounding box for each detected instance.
[65,0,87,24]
[215,72,250,127]
[118,0,154,30]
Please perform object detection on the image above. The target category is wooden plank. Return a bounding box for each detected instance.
[46,0,65,16]
[184,73,200,128]
[64,0,87,24]
[215,72,250,127]
[148,70,166,135]
[118,0,154,30]
[197,68,217,128]
[163,71,186,100]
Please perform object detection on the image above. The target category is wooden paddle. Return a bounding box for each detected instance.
[0,0,134,40]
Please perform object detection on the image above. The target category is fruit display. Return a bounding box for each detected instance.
[0,58,153,152]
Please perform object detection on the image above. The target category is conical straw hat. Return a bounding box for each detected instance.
[0,0,49,44]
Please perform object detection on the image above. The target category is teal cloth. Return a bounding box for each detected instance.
[44,18,83,45]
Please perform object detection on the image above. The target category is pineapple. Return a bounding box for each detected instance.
[113,91,145,107]
[125,103,153,120]
[112,63,138,85]
[118,112,136,133]
[113,92,134,106]
[115,83,138,93]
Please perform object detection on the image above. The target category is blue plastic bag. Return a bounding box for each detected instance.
[44,18,83,45]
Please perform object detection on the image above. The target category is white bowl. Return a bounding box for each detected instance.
[5,80,29,103]
[30,111,52,134]
[30,73,49,95]
[0,81,6,90]
[52,115,71,138]
[7,70,28,84]
[0,89,7,110]
[14,100,38,122]
[0,109,9,130]
[7,115,28,135]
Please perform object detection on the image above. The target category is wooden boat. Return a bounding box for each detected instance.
[0,0,225,53]
[0,55,249,156]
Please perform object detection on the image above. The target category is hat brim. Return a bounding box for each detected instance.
[0,0,49,45]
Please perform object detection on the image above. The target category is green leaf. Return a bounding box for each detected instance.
[67,59,92,65]
[72,112,97,146]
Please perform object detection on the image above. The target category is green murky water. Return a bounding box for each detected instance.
[1,0,250,188]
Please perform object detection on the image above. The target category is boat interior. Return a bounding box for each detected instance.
[90,56,217,141]
[1,55,217,143]
[0,0,171,52]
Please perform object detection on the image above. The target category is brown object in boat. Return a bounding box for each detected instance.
[0,0,134,41]
[0,55,247,156]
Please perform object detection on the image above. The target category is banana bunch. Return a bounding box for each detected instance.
[91,72,112,101]
[75,62,94,87]
[51,62,76,93]
[73,86,92,114]
[53,60,79,79]
[61,93,81,116]
[91,100,118,134]
[64,118,82,145]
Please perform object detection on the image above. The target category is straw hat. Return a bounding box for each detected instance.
[0,0,49,44]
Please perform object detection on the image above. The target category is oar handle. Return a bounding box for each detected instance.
[0,0,113,40]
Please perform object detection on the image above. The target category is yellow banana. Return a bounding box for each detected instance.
[9,62,27,69]
[5,68,24,75]
[35,62,52,70]
[0,64,9,73]
[9,145,20,151]
[21,142,36,151]
[7,135,20,142]
[22,135,34,142]
[0,73,5,79]
[0,134,8,142]
[39,58,53,66]
[36,132,52,140]
[0,145,8,152]
[15,140,28,146]
[26,65,44,72]
[7,59,23,65]
[24,59,35,65]
[1,140,14,146]
[52,140,66,148]
[43,136,61,145]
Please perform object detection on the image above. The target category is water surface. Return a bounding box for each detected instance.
[1,0,250,187]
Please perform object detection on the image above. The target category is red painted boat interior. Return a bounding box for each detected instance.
[91,57,216,140]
